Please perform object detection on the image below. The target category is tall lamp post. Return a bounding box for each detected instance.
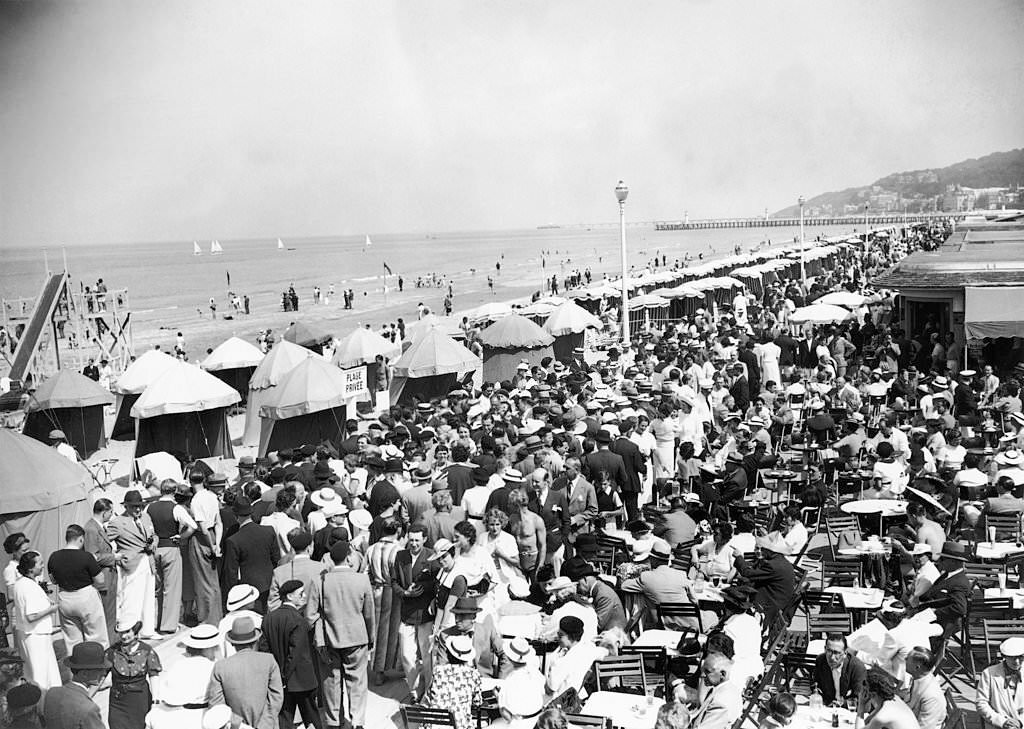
[798,195,806,285]
[616,181,630,344]
[864,202,870,242]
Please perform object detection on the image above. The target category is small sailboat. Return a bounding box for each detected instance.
[364,234,372,248]
[211,240,223,255]
[192,241,202,256]
[277,238,284,251]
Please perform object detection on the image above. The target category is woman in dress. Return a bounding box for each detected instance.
[651,403,681,478]
[106,619,162,729]
[862,666,921,729]
[366,518,403,685]
[424,634,482,729]
[481,508,523,604]
[430,538,467,632]
[11,551,60,691]
[690,522,739,582]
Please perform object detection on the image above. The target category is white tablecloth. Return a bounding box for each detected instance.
[581,692,665,729]
[825,586,885,610]
[975,542,1024,559]
[632,629,686,654]
[789,706,858,728]
[841,499,906,518]
[984,587,1024,609]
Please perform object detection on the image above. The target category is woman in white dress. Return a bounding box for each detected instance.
[481,508,523,608]
[12,551,61,690]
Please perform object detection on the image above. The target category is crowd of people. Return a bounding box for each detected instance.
[9,220,1024,729]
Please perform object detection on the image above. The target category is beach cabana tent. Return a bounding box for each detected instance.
[131,360,241,460]
[282,321,333,354]
[478,314,555,383]
[111,349,177,440]
[23,369,114,459]
[258,356,366,456]
[404,314,465,342]
[544,301,603,362]
[242,340,312,447]
[201,336,264,405]
[331,326,402,400]
[0,430,92,577]
[389,328,480,405]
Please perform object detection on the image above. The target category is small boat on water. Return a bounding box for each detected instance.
[192,241,201,256]
[277,238,284,251]
[211,240,224,255]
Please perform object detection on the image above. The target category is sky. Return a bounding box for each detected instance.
[1,0,1023,247]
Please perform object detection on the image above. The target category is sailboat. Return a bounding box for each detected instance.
[192,241,202,256]
[277,238,284,251]
[210,240,223,255]
[364,234,372,248]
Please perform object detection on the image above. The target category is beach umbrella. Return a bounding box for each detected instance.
[571,282,619,300]
[815,291,867,309]
[201,336,265,371]
[788,303,854,324]
[404,314,464,341]
[332,327,402,369]
[544,301,603,337]
[478,314,554,349]
[464,301,514,323]
[628,293,670,310]
[282,321,333,350]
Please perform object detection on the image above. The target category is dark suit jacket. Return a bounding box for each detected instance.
[261,604,318,692]
[530,488,570,554]
[485,485,513,515]
[919,569,971,629]
[738,349,761,392]
[610,437,646,495]
[43,682,104,729]
[730,376,750,413]
[393,547,436,625]
[83,517,116,592]
[812,653,867,706]
[224,521,281,594]
[775,334,799,367]
[582,449,629,493]
[735,553,795,624]
[445,463,476,505]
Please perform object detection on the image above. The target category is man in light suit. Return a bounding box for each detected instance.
[267,529,322,612]
[559,457,598,536]
[685,652,743,729]
[107,489,158,637]
[207,616,284,729]
[306,540,375,729]
[904,646,946,729]
[83,498,118,644]
[977,637,1024,729]
[42,641,109,729]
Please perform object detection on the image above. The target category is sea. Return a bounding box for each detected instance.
[0,223,846,357]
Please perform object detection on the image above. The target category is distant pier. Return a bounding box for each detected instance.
[652,212,965,231]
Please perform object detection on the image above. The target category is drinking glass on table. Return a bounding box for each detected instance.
[989,526,998,545]
[999,572,1007,593]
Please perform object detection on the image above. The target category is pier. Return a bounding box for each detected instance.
[652,212,965,231]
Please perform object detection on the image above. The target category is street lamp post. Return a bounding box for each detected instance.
[798,195,806,285]
[615,181,630,345]
[864,202,870,241]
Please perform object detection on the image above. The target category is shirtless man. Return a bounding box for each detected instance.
[508,489,545,578]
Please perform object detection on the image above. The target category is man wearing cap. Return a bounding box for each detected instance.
[433,596,508,680]
[189,470,225,625]
[263,579,321,729]
[306,540,375,729]
[978,637,1024,729]
[42,641,110,729]
[734,534,795,625]
[268,529,321,612]
[147,479,198,634]
[108,489,159,638]
[545,615,606,697]
[223,497,281,614]
[5,683,42,727]
[207,616,284,729]
[48,429,79,463]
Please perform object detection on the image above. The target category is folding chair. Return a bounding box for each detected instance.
[800,588,843,616]
[981,514,1021,543]
[821,560,862,588]
[593,655,647,694]
[401,706,457,729]
[982,618,1024,667]
[565,715,612,729]
[824,515,863,560]
[780,652,817,694]
[964,562,1003,589]
[942,689,966,729]
[620,645,667,696]
[807,613,853,642]
[591,545,618,576]
[800,505,822,534]
[657,602,702,632]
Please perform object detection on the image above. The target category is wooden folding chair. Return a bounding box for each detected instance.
[620,645,667,696]
[821,560,861,588]
[964,562,1003,589]
[780,652,817,694]
[657,602,702,632]
[565,715,612,729]
[824,515,862,560]
[982,513,1022,543]
[800,588,843,616]
[983,618,1024,667]
[594,655,647,694]
[401,706,457,729]
[591,545,618,575]
[807,613,853,642]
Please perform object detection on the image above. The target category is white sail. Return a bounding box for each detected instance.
[277,238,284,250]
[365,234,372,247]
[211,240,223,254]
[193,241,201,255]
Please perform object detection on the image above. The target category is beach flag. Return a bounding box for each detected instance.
[383,262,393,276]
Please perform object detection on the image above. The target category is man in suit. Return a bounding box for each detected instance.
[306,540,375,729]
[916,541,972,649]
[583,429,629,510]
[611,417,646,521]
[484,468,525,515]
[262,580,321,729]
[621,562,698,630]
[686,652,743,729]
[444,443,477,505]
[734,534,796,626]
[575,571,626,632]
[107,489,158,637]
[728,363,750,414]
[268,529,322,612]
[905,646,946,729]
[42,641,109,729]
[393,525,436,701]
[528,467,570,574]
[223,496,281,613]
[208,616,284,729]
[83,497,118,643]
[558,457,598,536]
[811,633,867,707]
[738,341,761,398]
[977,636,1024,729]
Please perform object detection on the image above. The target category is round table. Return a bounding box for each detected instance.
[975,541,1024,560]
[841,499,907,535]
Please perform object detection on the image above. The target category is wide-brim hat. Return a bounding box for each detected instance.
[311,487,342,507]
[66,641,111,671]
[594,430,612,444]
[321,499,348,517]
[181,623,221,650]
[48,429,66,440]
[226,583,260,611]
[931,376,949,389]
[444,634,476,663]
[122,489,145,507]
[545,576,574,593]
[722,584,757,611]
[428,538,456,560]
[225,615,262,645]
[996,449,1024,466]
[506,636,534,665]
[501,467,525,484]
[451,596,480,615]
[348,509,372,530]
[939,540,969,562]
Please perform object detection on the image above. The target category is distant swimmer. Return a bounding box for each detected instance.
[488,276,494,294]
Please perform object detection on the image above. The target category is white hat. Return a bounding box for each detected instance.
[1001,637,1024,657]
[201,705,234,729]
[932,376,949,389]
[996,449,1024,467]
[601,412,619,424]
[181,623,221,650]
[545,576,575,593]
[518,419,543,436]
[571,421,588,436]
[516,361,530,371]
[699,378,714,389]
[502,467,525,483]
[682,492,702,504]
[957,469,989,487]
[311,487,342,508]
[225,584,260,612]
[507,577,532,599]
[505,636,534,665]
[321,498,348,517]
[428,538,456,560]
[746,416,766,428]
[444,633,477,663]
[910,543,933,556]
[348,508,373,531]
[631,539,653,562]
[959,370,976,378]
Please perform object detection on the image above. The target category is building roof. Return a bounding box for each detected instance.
[873,222,1024,290]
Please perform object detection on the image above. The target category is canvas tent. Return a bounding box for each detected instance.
[258,356,366,456]
[131,360,240,459]
[389,328,480,405]
[0,430,92,579]
[201,336,264,404]
[242,340,311,447]
[478,314,554,383]
[282,321,333,354]
[332,326,402,398]
[111,349,177,440]
[22,369,114,458]
[544,301,603,362]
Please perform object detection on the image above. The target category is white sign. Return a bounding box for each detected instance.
[341,366,368,400]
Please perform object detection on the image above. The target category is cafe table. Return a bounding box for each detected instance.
[581,692,665,729]
[984,587,1024,609]
[974,541,1024,560]
[841,498,907,535]
[824,585,885,610]
[632,628,687,656]
[789,704,858,728]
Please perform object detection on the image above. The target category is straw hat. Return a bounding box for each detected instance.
[225,584,260,612]
[181,623,221,650]
[444,634,476,663]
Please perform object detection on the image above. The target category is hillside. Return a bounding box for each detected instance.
[773,148,1024,216]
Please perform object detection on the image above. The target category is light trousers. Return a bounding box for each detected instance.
[117,557,156,636]
[153,546,183,632]
[398,621,433,698]
[57,586,108,649]
[323,644,368,728]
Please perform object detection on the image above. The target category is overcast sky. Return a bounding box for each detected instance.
[2,0,1022,247]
